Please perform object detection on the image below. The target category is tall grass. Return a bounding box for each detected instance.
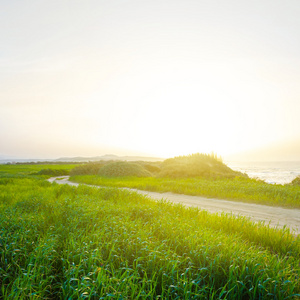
[71,175,300,208]
[98,161,152,177]
[70,161,108,175]
[69,153,246,179]
[0,163,78,178]
[0,168,299,298]
[292,176,300,186]
[160,153,244,178]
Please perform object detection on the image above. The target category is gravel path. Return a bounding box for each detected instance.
[48,176,300,234]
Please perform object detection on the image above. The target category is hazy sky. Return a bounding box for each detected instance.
[1,0,300,159]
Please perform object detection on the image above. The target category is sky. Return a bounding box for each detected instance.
[1,0,300,160]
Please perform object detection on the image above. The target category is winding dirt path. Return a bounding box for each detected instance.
[48,176,300,234]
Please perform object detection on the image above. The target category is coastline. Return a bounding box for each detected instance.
[226,160,300,184]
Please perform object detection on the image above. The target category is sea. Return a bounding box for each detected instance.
[225,161,300,185]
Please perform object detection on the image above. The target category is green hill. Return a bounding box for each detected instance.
[98,161,152,177]
[159,153,246,178]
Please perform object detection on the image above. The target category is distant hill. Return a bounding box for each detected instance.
[0,158,50,164]
[0,154,163,164]
[54,154,163,162]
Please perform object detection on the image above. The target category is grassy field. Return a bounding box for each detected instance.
[0,164,300,299]
[70,175,300,209]
[0,163,78,178]
[69,154,300,209]
[69,153,245,179]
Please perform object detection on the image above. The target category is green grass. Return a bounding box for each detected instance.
[0,163,78,179]
[70,175,300,208]
[69,153,246,179]
[98,161,152,177]
[292,176,300,186]
[67,153,299,208]
[1,171,300,299]
[159,153,245,178]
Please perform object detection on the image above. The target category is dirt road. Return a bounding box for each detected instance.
[48,176,300,234]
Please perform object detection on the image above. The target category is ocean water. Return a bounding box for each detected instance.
[226,161,300,185]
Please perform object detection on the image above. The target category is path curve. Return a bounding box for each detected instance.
[48,176,300,234]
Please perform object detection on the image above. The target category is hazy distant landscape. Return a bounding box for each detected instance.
[0,154,163,164]
[2,152,300,185]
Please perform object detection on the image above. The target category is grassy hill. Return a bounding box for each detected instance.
[70,153,246,179]
[69,154,300,208]
[159,153,246,178]
[98,161,152,177]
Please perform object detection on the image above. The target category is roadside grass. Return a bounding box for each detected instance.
[68,153,300,208]
[71,175,300,209]
[0,174,299,299]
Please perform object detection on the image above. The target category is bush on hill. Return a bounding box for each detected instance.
[159,153,246,179]
[98,161,152,177]
[34,168,69,176]
[69,161,160,176]
[291,176,300,185]
[70,162,107,175]
[138,162,161,174]
[69,153,245,179]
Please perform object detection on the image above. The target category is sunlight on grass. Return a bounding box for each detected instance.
[69,154,300,208]
[71,175,300,209]
[0,164,299,298]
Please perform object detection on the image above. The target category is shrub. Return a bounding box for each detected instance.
[291,176,300,185]
[98,161,152,177]
[138,162,161,174]
[70,162,107,175]
[35,169,69,176]
[159,153,246,179]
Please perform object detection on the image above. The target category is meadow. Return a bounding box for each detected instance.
[0,163,300,299]
[70,153,300,210]
[0,163,78,178]
[70,175,300,209]
[69,154,300,209]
